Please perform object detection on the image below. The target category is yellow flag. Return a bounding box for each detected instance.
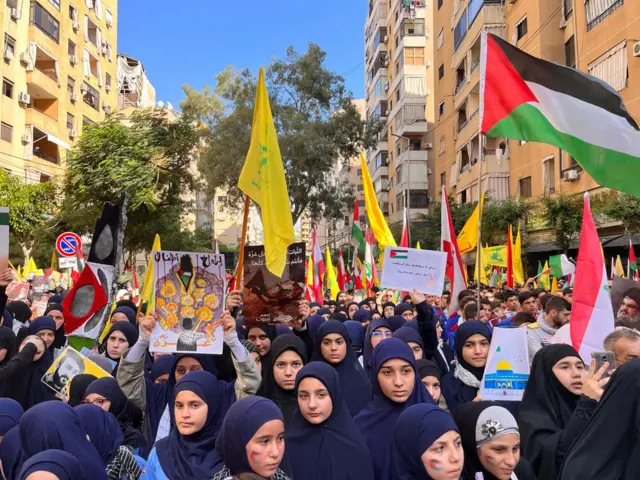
[474,248,489,285]
[483,246,507,267]
[325,247,340,300]
[615,255,625,277]
[238,67,295,277]
[23,257,42,278]
[8,260,22,281]
[360,152,396,248]
[305,256,313,286]
[137,234,161,317]
[551,276,559,293]
[540,261,551,290]
[457,194,485,254]
[50,251,57,270]
[416,241,421,250]
[512,226,525,285]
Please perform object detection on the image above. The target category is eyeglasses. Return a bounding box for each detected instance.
[371,331,393,339]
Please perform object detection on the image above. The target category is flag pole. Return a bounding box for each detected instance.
[234,195,251,290]
[476,134,484,312]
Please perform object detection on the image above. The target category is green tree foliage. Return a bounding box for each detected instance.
[0,171,57,263]
[60,109,200,254]
[540,193,583,254]
[481,197,529,245]
[591,190,640,234]
[194,44,383,225]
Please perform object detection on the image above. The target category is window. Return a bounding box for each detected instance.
[454,10,468,51]
[460,189,467,204]
[82,81,99,110]
[31,3,60,42]
[439,135,446,154]
[2,78,13,99]
[564,0,573,17]
[48,0,60,10]
[66,112,74,130]
[0,123,12,143]
[105,73,111,88]
[455,62,466,93]
[409,190,429,208]
[438,101,445,117]
[7,0,18,8]
[86,16,99,47]
[68,40,76,57]
[376,151,389,169]
[357,168,362,177]
[543,157,555,195]
[516,18,528,42]
[564,36,575,68]
[4,34,16,58]
[69,4,75,19]
[82,115,95,127]
[519,176,532,197]
[586,0,623,30]
[357,185,364,192]
[105,8,113,27]
[405,47,425,66]
[67,76,75,96]
[587,40,627,91]
[396,89,400,102]
[438,64,444,80]
[440,171,446,188]
[437,29,444,49]
[438,0,443,9]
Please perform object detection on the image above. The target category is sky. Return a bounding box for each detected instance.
[118,1,368,109]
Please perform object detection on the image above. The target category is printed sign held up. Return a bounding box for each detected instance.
[42,346,111,395]
[151,251,226,355]
[242,243,306,326]
[380,247,447,295]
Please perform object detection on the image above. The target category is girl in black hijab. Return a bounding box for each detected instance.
[67,373,98,407]
[259,334,307,424]
[456,401,536,480]
[0,325,16,368]
[102,322,139,372]
[560,358,640,480]
[519,344,606,479]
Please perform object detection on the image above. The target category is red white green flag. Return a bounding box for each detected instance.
[480,33,640,197]
[630,240,639,281]
[351,198,366,252]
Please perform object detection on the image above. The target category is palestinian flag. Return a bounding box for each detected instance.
[389,249,408,260]
[351,198,366,253]
[480,33,640,197]
[549,254,575,278]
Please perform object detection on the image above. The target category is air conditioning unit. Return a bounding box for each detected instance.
[425,143,433,150]
[426,196,433,203]
[383,35,388,43]
[10,8,20,20]
[81,84,88,93]
[71,91,78,102]
[21,132,31,144]
[382,59,389,67]
[102,102,111,114]
[106,18,113,28]
[563,169,579,181]
[69,128,77,138]
[3,49,13,61]
[427,168,433,174]
[18,92,30,104]
[70,55,77,65]
[72,21,80,31]
[19,53,28,64]
[633,41,640,58]
[425,61,431,68]
[384,84,390,92]
[105,84,111,92]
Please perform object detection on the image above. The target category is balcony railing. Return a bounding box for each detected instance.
[455,77,467,95]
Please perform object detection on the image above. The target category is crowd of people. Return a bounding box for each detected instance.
[1,265,640,479]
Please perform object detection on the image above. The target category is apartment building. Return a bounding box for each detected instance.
[364,0,434,226]
[504,0,640,200]
[1,0,117,183]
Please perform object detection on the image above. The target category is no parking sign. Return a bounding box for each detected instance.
[56,232,82,258]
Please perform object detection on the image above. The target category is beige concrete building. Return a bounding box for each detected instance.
[1,0,117,182]
[364,0,434,227]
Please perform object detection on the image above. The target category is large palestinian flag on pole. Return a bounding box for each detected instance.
[480,33,640,197]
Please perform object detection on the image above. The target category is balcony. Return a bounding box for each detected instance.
[25,106,59,136]
[452,1,505,69]
[393,103,427,137]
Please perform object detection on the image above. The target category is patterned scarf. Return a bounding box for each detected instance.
[453,360,481,388]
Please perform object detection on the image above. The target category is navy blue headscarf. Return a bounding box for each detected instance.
[2,310,13,329]
[353,309,373,324]
[18,450,82,480]
[307,315,326,343]
[19,318,55,409]
[0,398,23,436]
[310,320,372,416]
[287,362,374,480]
[216,396,284,475]
[111,306,137,326]
[363,318,392,376]
[74,404,123,466]
[28,316,56,335]
[150,354,175,382]
[394,325,425,355]
[0,426,21,480]
[355,338,434,480]
[344,320,365,351]
[393,403,460,479]
[275,324,291,336]
[387,315,407,332]
[156,370,234,478]
[17,401,107,480]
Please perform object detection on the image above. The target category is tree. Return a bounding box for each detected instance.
[481,197,529,246]
[540,194,583,254]
[194,44,383,225]
[60,109,200,254]
[591,190,640,234]
[0,170,57,263]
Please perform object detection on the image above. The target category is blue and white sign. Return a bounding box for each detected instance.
[56,232,82,258]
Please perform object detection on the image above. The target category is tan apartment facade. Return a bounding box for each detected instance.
[365,0,434,227]
[1,0,117,183]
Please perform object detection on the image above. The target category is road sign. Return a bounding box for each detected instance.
[58,256,78,269]
[56,232,82,258]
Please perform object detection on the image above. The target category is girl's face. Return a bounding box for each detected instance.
[348,304,358,318]
[36,329,55,349]
[371,327,392,349]
[476,433,521,480]
[175,357,203,381]
[552,355,586,395]
[106,330,129,359]
[377,358,415,403]
[320,333,347,364]
[297,377,333,425]
[174,390,208,436]
[461,334,490,368]
[250,352,262,373]
[408,341,423,360]
[246,419,285,478]
[272,350,303,390]
[421,430,464,480]
[383,306,395,317]
[0,348,6,363]
[84,393,111,412]
[421,375,441,403]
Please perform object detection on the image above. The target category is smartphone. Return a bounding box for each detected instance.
[591,351,615,378]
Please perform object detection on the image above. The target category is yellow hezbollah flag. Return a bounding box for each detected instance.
[325,247,340,300]
[483,246,507,267]
[416,241,421,250]
[238,67,295,277]
[23,257,43,278]
[50,251,57,270]
[305,256,313,287]
[615,255,625,277]
[474,248,489,285]
[540,261,551,290]
[551,276,559,293]
[360,152,396,249]
[137,234,161,318]
[457,193,485,254]
[512,226,525,286]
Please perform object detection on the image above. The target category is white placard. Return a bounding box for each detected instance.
[380,247,447,295]
[58,257,78,269]
[479,327,530,402]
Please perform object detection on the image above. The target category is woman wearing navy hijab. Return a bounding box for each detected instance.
[355,338,434,480]
[0,426,21,480]
[17,401,107,480]
[310,320,372,416]
[393,404,463,480]
[75,404,141,480]
[362,318,393,376]
[17,450,82,480]
[145,371,234,479]
[214,396,290,479]
[286,362,374,480]
[0,398,23,441]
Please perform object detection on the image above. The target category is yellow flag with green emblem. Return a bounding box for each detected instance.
[238,67,295,277]
[325,247,340,301]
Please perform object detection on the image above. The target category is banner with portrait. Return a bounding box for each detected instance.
[41,346,111,395]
